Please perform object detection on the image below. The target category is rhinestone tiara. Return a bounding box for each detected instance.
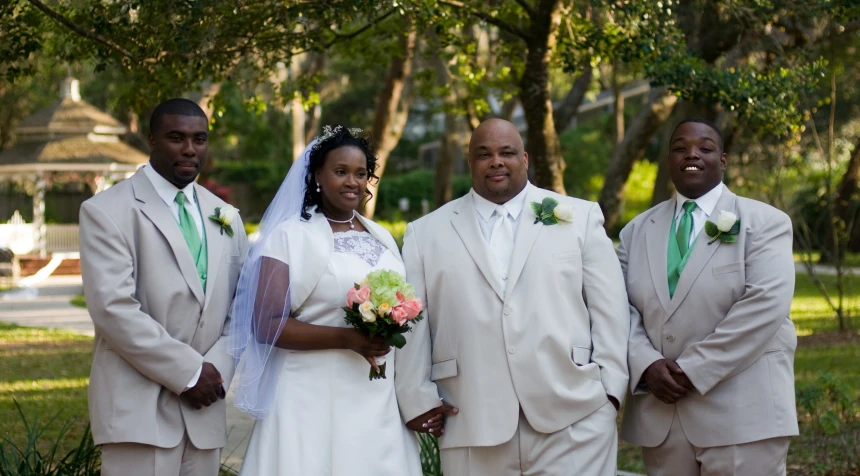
[311,125,363,150]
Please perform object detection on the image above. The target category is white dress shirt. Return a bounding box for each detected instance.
[142,162,204,390]
[673,182,724,247]
[472,184,529,283]
[143,162,204,238]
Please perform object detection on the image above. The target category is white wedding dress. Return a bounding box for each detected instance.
[239,230,422,476]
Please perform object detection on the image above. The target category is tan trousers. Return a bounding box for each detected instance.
[100,433,220,476]
[441,401,618,476]
[642,409,790,476]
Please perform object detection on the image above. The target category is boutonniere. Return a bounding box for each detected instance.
[530,197,574,225]
[705,210,740,244]
[208,205,239,237]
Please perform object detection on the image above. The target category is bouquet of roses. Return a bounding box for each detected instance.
[343,269,424,380]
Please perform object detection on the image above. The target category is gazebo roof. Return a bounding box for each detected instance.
[0,77,147,175]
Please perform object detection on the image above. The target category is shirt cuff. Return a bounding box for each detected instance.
[184,365,203,391]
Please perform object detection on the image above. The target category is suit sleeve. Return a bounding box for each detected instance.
[80,201,203,395]
[581,203,630,403]
[618,223,665,395]
[394,222,443,423]
[676,211,795,395]
[203,216,250,391]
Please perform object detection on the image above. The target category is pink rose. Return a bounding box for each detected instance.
[346,286,372,307]
[400,298,423,320]
[390,306,409,325]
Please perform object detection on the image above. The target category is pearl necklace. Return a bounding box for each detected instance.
[326,210,357,229]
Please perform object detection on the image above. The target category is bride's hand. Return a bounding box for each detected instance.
[343,329,390,359]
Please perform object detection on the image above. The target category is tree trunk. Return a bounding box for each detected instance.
[362,29,417,219]
[598,88,678,231]
[435,111,459,208]
[611,63,625,146]
[519,0,566,194]
[837,137,860,252]
[553,64,593,135]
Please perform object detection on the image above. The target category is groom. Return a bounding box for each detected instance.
[396,118,629,475]
[619,118,798,475]
[80,98,248,475]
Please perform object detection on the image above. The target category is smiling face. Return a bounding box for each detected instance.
[468,119,529,204]
[668,121,727,199]
[148,114,209,187]
[314,145,368,219]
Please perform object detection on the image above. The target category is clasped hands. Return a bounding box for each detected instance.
[406,403,459,437]
[182,362,225,410]
[643,359,695,404]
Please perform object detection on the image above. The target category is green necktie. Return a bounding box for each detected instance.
[175,191,207,290]
[667,200,697,298]
[676,200,697,256]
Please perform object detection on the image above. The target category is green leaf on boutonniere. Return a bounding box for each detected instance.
[704,220,719,237]
[531,197,560,225]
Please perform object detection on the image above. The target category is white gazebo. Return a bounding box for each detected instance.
[0,77,147,262]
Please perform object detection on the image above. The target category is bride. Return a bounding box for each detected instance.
[228,126,430,475]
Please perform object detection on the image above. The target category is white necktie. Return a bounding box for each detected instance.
[489,205,514,281]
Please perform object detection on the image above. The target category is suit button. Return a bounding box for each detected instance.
[667,335,675,342]
[504,307,512,316]
[508,347,516,354]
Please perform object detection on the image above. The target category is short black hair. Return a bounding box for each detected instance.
[149,98,208,134]
[301,126,378,220]
[672,117,724,152]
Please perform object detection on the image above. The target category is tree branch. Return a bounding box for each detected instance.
[291,8,398,55]
[26,0,138,61]
[553,63,593,134]
[514,0,537,18]
[438,0,530,40]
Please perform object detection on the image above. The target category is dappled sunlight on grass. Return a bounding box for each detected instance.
[791,274,859,334]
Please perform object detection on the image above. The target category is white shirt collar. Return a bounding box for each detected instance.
[472,183,530,221]
[675,182,723,219]
[143,161,197,208]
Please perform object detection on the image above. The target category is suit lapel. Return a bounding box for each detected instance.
[644,200,674,316]
[132,172,204,306]
[504,185,543,298]
[450,194,505,301]
[665,188,738,320]
[196,186,225,311]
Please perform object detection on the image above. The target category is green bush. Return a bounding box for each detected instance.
[794,372,860,474]
[375,170,471,222]
[0,401,100,476]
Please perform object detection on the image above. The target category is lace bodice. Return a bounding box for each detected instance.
[333,230,388,266]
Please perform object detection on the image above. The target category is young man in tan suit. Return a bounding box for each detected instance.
[619,118,798,475]
[80,99,248,476]
[395,119,629,475]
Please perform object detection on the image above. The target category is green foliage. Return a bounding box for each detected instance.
[794,372,860,473]
[531,198,560,226]
[560,121,614,201]
[617,160,658,232]
[0,1,43,81]
[70,295,86,309]
[375,170,471,221]
[418,433,442,476]
[0,401,100,476]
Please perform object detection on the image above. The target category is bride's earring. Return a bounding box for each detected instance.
[316,183,321,193]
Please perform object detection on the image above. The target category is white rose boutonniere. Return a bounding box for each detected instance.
[530,197,574,226]
[705,210,740,244]
[208,205,239,237]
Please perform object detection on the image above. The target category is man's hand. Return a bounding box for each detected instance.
[667,360,695,393]
[643,359,691,404]
[406,403,459,437]
[182,362,224,410]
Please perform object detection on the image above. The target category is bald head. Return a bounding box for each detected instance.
[468,119,529,204]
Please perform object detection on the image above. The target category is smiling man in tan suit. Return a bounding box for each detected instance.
[395,119,629,475]
[80,99,248,476]
[619,118,798,475]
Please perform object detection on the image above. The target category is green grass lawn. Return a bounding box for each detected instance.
[2,272,858,474]
[0,322,91,456]
[794,251,860,269]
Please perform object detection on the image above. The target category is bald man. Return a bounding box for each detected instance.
[395,119,629,475]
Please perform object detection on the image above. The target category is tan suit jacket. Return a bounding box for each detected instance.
[395,184,629,449]
[619,188,799,448]
[80,170,248,450]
